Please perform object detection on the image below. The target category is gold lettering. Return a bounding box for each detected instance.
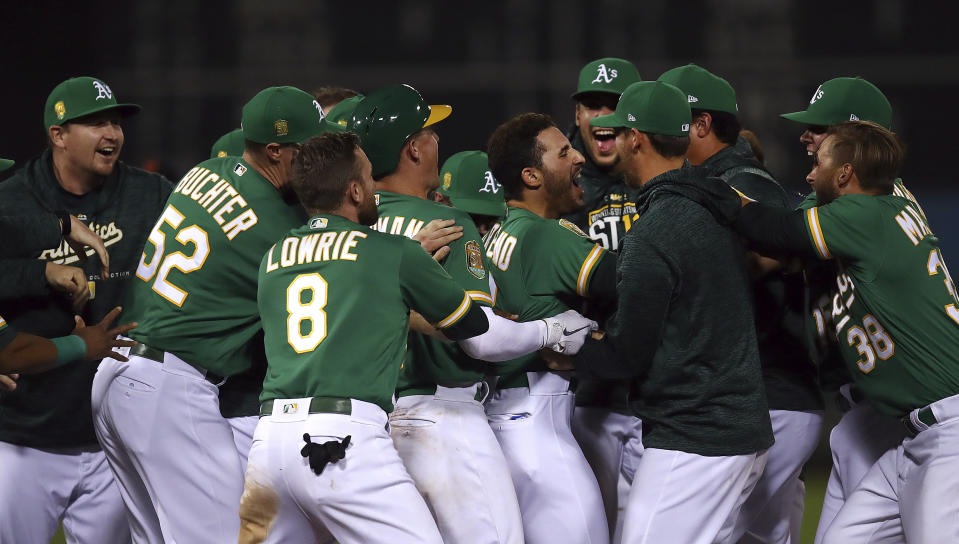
[280,238,298,267]
[265,245,279,273]
[223,209,258,240]
[297,234,320,265]
[315,232,337,261]
[212,195,247,225]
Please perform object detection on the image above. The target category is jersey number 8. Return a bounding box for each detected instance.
[286,273,328,353]
[136,205,210,307]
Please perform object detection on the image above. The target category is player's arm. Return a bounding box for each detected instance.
[575,237,676,379]
[525,221,610,301]
[0,213,62,256]
[0,307,137,374]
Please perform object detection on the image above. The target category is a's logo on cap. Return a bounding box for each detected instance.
[479,171,501,194]
[810,85,825,105]
[54,101,66,120]
[849,114,859,121]
[592,63,618,84]
[688,95,699,103]
[681,123,690,132]
[309,217,329,229]
[313,99,325,122]
[92,81,113,101]
[442,172,452,189]
[627,113,636,122]
[274,119,289,136]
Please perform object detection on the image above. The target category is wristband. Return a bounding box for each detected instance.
[51,335,87,367]
[56,211,71,236]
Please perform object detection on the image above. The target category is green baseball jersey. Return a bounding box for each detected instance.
[483,207,606,386]
[373,191,492,393]
[123,157,304,376]
[0,315,13,351]
[257,214,477,412]
[804,194,959,415]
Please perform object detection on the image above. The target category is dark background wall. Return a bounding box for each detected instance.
[1,0,956,251]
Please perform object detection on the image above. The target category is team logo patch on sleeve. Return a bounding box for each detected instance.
[558,219,588,238]
[465,240,486,279]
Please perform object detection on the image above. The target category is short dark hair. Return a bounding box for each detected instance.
[645,132,690,158]
[290,132,363,213]
[311,86,360,110]
[826,121,904,194]
[487,113,555,201]
[692,109,741,147]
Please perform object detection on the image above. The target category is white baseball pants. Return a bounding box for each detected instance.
[390,384,524,544]
[621,447,767,544]
[92,350,245,544]
[822,393,959,544]
[486,371,609,544]
[241,398,443,544]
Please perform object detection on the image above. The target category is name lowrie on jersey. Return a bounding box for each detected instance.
[171,166,260,240]
[39,221,124,265]
[265,230,368,272]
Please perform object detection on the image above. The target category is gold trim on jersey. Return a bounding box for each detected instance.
[806,208,832,260]
[577,245,605,296]
[467,290,494,306]
[438,292,472,328]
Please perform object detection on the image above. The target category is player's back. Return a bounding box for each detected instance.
[810,193,959,415]
[258,215,458,413]
[123,156,304,376]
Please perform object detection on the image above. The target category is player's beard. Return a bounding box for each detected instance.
[357,192,379,226]
[544,166,584,216]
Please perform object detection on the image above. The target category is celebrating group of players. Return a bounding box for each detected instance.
[0,56,956,544]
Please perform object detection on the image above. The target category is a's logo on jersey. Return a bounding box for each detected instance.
[313,99,325,121]
[465,240,486,280]
[558,218,588,238]
[687,94,699,103]
[54,101,66,120]
[591,63,618,84]
[274,119,289,137]
[233,163,247,176]
[442,172,452,190]
[92,80,113,101]
[609,193,623,202]
[478,171,501,194]
[217,151,228,158]
[309,217,328,229]
[39,220,125,267]
[809,85,825,104]
[282,403,298,413]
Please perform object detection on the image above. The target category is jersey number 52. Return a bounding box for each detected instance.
[136,205,210,307]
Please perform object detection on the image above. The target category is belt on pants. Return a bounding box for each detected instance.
[259,397,352,417]
[128,343,226,385]
[902,405,938,438]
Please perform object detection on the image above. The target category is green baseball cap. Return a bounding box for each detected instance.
[325,95,364,129]
[210,128,245,159]
[657,64,738,115]
[0,158,13,172]
[781,77,892,129]
[349,84,452,178]
[44,76,141,130]
[591,81,691,137]
[439,151,506,217]
[572,58,641,99]
[241,86,326,144]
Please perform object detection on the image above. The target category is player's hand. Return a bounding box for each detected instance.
[45,262,91,311]
[541,309,598,355]
[71,307,138,362]
[0,374,19,392]
[65,215,110,279]
[414,219,463,262]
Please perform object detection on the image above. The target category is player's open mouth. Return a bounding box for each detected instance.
[97,147,117,158]
[592,128,616,154]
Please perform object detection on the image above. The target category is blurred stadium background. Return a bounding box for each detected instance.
[1,2,953,543]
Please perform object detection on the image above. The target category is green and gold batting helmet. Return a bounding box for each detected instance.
[348,84,451,178]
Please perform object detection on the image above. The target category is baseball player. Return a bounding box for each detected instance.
[658,63,824,544]
[778,77,915,542]
[242,130,596,544]
[564,57,645,540]
[573,81,773,544]
[91,86,324,543]
[483,112,617,544]
[349,83,525,543]
[0,76,171,544]
[706,120,959,543]
[211,128,245,158]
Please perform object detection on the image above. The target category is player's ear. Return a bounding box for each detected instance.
[347,180,362,206]
[630,128,645,152]
[520,167,542,190]
[49,125,67,149]
[264,143,283,162]
[693,113,711,138]
[574,102,583,127]
[837,163,854,187]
